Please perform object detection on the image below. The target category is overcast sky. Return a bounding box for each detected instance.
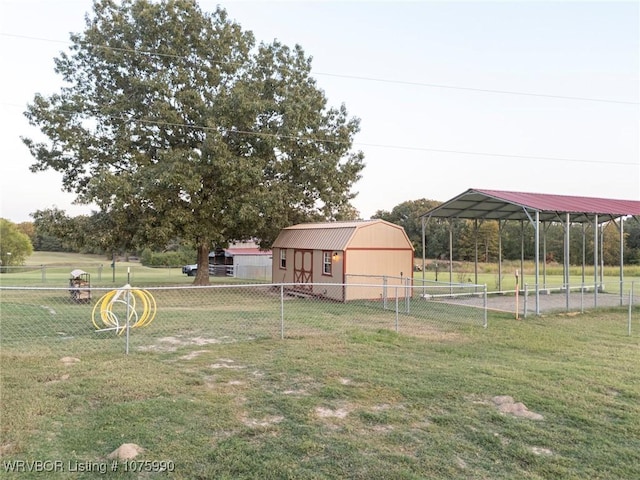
[1,0,638,224]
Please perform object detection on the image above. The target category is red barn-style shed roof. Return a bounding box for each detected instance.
[421,188,640,223]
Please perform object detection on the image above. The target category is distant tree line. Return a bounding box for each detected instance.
[3,199,639,269]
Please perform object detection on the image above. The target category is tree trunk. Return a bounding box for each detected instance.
[194,241,210,285]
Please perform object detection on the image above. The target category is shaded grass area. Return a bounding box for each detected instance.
[1,309,639,479]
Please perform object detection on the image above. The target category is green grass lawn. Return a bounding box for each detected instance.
[2,251,638,292]
[1,253,639,478]
[1,308,639,479]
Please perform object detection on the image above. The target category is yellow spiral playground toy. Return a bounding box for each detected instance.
[92,285,157,335]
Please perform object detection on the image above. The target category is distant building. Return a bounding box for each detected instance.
[209,241,272,281]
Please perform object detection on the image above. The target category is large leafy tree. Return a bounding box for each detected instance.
[23,0,364,284]
[0,219,33,270]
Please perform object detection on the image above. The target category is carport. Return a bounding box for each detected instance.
[420,188,640,315]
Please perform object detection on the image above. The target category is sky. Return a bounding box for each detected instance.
[1,0,638,224]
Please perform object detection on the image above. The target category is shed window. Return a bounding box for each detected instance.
[323,251,332,275]
[279,250,286,269]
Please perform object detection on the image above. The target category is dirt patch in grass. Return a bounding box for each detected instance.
[241,415,284,429]
[138,335,235,352]
[60,356,80,366]
[179,350,209,360]
[210,359,246,369]
[492,395,544,420]
[531,446,553,456]
[0,443,16,457]
[315,406,350,419]
[45,374,70,385]
[282,389,308,396]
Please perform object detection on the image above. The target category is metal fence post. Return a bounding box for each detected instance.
[629,281,634,337]
[41,265,46,283]
[523,283,528,319]
[125,288,131,355]
[483,285,488,328]
[280,284,285,340]
[405,277,410,314]
[395,287,399,333]
[383,276,388,310]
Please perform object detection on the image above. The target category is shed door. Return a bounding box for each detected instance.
[293,249,313,291]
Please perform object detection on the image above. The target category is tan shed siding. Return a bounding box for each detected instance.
[348,222,410,249]
[347,249,413,277]
[311,250,344,283]
[271,248,295,283]
[309,250,344,300]
[344,249,414,301]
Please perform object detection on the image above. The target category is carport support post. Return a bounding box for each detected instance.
[600,224,605,288]
[594,214,599,308]
[498,221,504,292]
[619,218,624,306]
[534,211,540,316]
[448,220,454,294]
[542,222,547,289]
[582,224,587,285]
[599,222,609,286]
[421,216,426,293]
[520,221,525,289]
[474,219,479,289]
[564,213,570,311]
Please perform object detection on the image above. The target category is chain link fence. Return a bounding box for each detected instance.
[0,282,486,355]
[518,281,639,316]
[0,263,188,285]
[3,272,637,356]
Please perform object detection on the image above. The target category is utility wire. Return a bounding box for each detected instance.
[312,72,639,105]
[2,32,638,106]
[2,33,636,167]
[6,102,635,167]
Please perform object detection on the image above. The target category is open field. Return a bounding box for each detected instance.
[0,252,248,288]
[1,253,639,478]
[1,252,637,294]
[1,308,639,479]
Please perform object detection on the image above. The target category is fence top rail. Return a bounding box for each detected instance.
[414,281,486,288]
[0,282,490,292]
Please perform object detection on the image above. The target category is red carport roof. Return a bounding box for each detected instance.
[420,188,640,223]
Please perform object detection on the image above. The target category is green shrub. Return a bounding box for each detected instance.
[140,248,195,267]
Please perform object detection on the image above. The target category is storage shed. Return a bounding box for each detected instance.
[271,220,415,301]
[225,245,272,281]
